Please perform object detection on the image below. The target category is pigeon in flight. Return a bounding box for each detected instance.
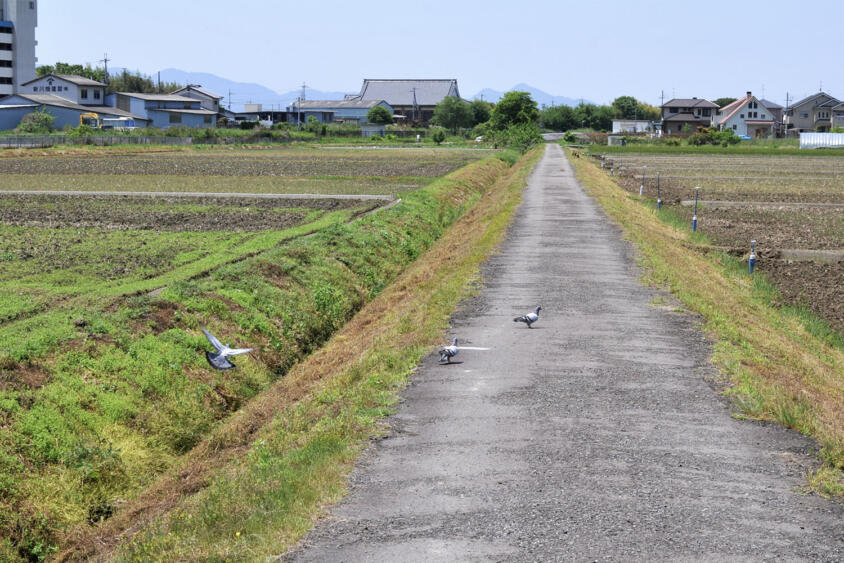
[438,338,490,364]
[514,305,542,328]
[202,327,254,370]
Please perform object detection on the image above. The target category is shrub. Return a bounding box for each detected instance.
[15,109,56,133]
[563,131,576,143]
[366,105,393,125]
[431,128,446,145]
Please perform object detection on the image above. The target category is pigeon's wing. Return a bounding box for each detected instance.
[206,351,236,370]
[226,347,254,357]
[201,327,225,353]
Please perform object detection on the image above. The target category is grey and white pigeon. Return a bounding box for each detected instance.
[438,338,490,364]
[202,327,254,370]
[439,338,459,363]
[514,305,542,328]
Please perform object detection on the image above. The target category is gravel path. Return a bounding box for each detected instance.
[285,144,843,562]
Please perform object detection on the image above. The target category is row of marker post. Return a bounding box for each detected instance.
[601,154,757,275]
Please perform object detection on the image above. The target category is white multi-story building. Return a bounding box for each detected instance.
[0,0,38,96]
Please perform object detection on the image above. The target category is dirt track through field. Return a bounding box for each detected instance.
[285,144,843,561]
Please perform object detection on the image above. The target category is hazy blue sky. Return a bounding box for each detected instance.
[37,0,838,106]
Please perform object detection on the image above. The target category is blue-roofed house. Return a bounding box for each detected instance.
[350,79,460,123]
[109,92,217,129]
[285,99,392,125]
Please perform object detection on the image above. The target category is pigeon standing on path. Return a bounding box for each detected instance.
[439,338,459,363]
[514,305,542,328]
[202,327,254,370]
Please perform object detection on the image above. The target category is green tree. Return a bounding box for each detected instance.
[573,103,614,131]
[713,97,737,108]
[540,105,577,131]
[15,108,55,133]
[37,62,105,83]
[469,99,492,126]
[366,105,393,125]
[489,91,539,130]
[611,96,640,119]
[432,97,473,132]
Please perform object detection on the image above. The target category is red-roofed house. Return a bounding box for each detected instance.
[714,92,776,138]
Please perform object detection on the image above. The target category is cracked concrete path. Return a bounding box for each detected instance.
[285,144,843,562]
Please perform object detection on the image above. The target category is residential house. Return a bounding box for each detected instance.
[714,92,776,138]
[110,92,217,129]
[171,84,223,113]
[0,0,38,96]
[611,119,654,134]
[285,99,392,125]
[785,92,840,133]
[0,92,144,130]
[832,102,844,130]
[22,73,106,105]
[660,98,717,134]
[349,79,460,123]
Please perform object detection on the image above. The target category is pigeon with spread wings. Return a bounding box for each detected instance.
[202,327,254,370]
[438,338,490,364]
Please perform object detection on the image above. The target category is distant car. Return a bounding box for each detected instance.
[739,135,752,140]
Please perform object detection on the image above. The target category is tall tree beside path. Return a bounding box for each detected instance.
[432,97,473,132]
[489,91,539,130]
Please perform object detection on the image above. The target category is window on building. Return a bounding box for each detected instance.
[0,60,10,67]
[669,107,678,113]
[30,2,35,9]
[801,112,809,118]
[81,89,88,99]
[184,103,192,109]
[761,114,765,119]
[740,114,744,118]
[169,113,182,124]
[0,43,12,51]
[732,124,737,130]
[702,108,711,116]
[94,90,101,100]
[0,77,11,85]
[204,115,212,124]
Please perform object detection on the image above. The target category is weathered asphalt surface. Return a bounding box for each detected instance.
[286,144,843,561]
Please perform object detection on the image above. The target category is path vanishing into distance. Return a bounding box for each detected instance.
[286,144,843,561]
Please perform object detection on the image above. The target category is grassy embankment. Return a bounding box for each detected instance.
[46,147,542,561]
[0,150,527,560]
[569,150,844,496]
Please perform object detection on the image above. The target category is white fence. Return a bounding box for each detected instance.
[799,132,844,149]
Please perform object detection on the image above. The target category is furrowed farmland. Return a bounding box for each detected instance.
[0,145,500,560]
[597,152,843,335]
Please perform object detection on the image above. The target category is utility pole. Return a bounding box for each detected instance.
[298,82,308,130]
[227,89,232,111]
[660,90,665,107]
[784,91,791,137]
[157,71,161,93]
[99,53,110,84]
[411,87,419,122]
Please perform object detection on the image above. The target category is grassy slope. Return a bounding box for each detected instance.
[91,147,542,562]
[568,150,844,495]
[0,156,513,561]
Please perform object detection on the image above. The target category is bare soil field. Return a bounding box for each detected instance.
[0,193,380,232]
[599,153,843,335]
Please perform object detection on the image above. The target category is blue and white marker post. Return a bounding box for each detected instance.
[610,159,614,175]
[601,155,605,169]
[692,186,700,232]
[640,166,646,196]
[656,172,662,210]
[748,239,757,274]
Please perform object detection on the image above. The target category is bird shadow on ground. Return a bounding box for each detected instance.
[438,361,464,365]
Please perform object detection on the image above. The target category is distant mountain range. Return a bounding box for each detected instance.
[469,84,588,107]
[119,69,584,111]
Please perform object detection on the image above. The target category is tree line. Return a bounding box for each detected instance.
[36,62,183,95]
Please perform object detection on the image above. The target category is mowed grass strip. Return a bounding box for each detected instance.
[78,147,541,562]
[0,155,513,561]
[569,151,844,495]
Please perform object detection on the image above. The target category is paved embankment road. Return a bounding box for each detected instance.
[286,144,843,561]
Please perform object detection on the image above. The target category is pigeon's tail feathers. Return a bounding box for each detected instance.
[201,327,225,353]
[206,352,236,370]
[514,316,527,323]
